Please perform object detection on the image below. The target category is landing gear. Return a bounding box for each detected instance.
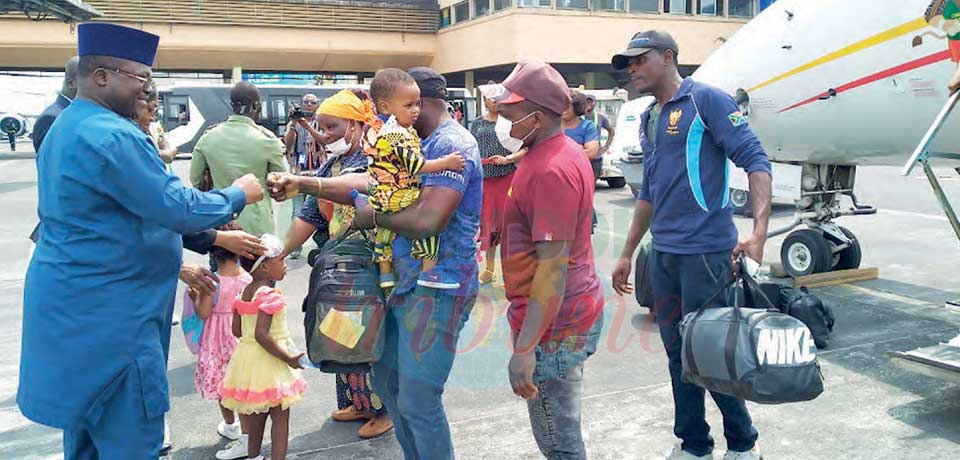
[780,225,862,277]
[825,225,862,271]
[771,163,874,278]
[781,229,832,277]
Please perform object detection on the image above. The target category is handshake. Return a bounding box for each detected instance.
[224,173,303,205]
[231,174,265,205]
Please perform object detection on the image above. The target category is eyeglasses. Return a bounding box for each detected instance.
[101,67,153,87]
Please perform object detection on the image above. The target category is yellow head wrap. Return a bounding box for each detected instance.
[317,89,376,126]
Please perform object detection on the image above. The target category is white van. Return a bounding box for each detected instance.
[611,96,655,197]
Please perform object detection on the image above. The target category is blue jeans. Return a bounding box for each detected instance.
[649,249,758,457]
[370,286,476,460]
[526,316,603,460]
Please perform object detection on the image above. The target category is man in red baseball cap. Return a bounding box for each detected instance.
[479,61,603,460]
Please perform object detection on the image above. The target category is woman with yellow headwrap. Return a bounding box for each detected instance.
[274,89,395,441]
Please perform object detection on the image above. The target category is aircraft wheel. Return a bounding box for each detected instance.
[730,189,751,216]
[825,226,862,271]
[781,229,832,277]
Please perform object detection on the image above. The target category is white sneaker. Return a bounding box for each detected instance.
[215,435,248,460]
[721,445,763,460]
[654,444,714,460]
[217,421,242,440]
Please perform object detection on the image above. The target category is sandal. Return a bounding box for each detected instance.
[479,269,495,285]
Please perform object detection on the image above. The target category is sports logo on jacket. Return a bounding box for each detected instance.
[667,109,683,135]
[729,111,747,127]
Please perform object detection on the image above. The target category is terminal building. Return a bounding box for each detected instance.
[0,0,776,89]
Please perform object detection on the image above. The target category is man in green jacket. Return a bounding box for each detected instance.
[190,82,287,236]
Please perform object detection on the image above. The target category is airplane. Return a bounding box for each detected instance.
[691,0,960,279]
[689,0,960,382]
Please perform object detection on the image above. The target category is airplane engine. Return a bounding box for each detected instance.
[0,113,27,138]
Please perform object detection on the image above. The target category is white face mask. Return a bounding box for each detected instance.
[325,122,356,157]
[325,137,350,157]
[495,111,539,153]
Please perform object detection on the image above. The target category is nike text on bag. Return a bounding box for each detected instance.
[302,228,387,374]
[679,257,824,404]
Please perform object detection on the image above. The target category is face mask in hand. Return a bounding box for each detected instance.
[495,111,539,153]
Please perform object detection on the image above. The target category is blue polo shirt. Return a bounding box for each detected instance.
[638,78,771,254]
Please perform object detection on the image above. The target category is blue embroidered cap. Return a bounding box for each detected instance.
[78,23,160,67]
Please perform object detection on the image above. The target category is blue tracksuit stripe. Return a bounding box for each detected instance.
[722,160,731,208]
[685,115,709,212]
[638,78,770,255]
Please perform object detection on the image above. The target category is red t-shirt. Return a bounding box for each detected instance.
[501,133,604,344]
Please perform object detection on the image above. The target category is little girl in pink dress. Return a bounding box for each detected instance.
[192,222,252,443]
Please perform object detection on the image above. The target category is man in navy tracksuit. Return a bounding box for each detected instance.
[610,31,773,460]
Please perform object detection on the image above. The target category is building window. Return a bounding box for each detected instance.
[596,0,625,11]
[665,0,691,14]
[440,7,452,27]
[494,0,512,10]
[558,0,588,9]
[453,1,470,22]
[630,0,658,12]
[474,0,491,17]
[518,0,550,7]
[699,0,722,15]
[728,0,754,17]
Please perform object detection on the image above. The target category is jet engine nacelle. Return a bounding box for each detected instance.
[0,113,27,137]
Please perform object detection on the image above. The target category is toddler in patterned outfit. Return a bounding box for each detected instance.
[364,68,465,295]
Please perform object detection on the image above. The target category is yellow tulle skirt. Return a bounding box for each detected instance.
[219,338,306,415]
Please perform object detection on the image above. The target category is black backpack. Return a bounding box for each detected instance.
[302,229,386,374]
[785,288,835,349]
[743,283,835,350]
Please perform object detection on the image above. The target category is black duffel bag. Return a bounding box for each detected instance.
[303,228,386,374]
[679,257,824,404]
[634,242,655,309]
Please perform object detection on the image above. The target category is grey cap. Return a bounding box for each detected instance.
[611,30,679,70]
